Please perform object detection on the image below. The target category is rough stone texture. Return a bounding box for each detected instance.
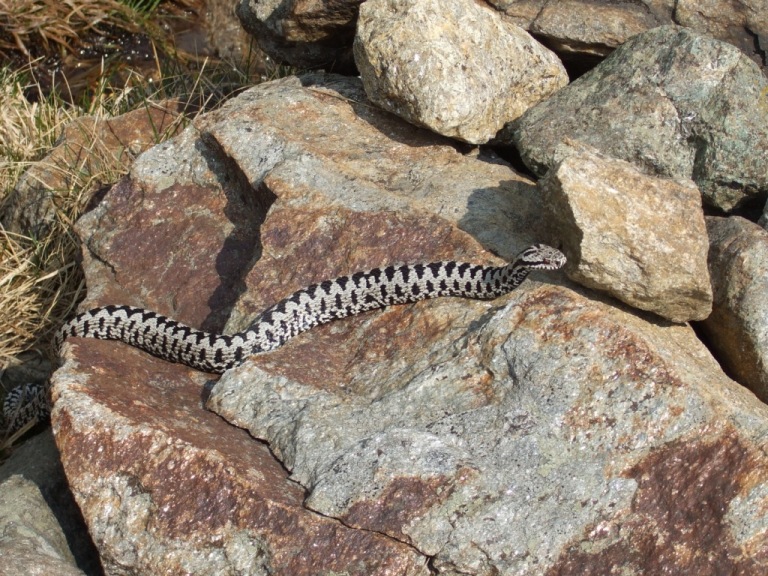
[490,0,667,58]
[0,430,103,575]
[539,141,712,322]
[236,0,362,71]
[51,73,768,575]
[53,342,425,576]
[489,1,767,71]
[700,216,768,402]
[675,0,768,70]
[0,475,85,576]
[0,101,184,239]
[210,276,768,574]
[233,0,766,77]
[354,0,567,144]
[507,25,768,213]
[52,73,546,575]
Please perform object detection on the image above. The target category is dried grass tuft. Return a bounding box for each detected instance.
[0,229,82,365]
[0,0,137,58]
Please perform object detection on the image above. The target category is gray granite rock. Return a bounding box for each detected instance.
[53,73,545,576]
[700,216,768,402]
[210,273,768,574]
[0,475,85,576]
[354,0,567,144]
[674,0,768,70]
[507,25,768,213]
[539,141,712,322]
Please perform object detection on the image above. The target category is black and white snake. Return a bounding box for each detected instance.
[2,244,565,432]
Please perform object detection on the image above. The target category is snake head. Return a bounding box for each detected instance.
[517,244,567,270]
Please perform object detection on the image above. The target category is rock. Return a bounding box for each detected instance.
[0,429,103,575]
[674,0,768,70]
[233,0,766,78]
[700,216,768,402]
[507,25,768,213]
[0,475,85,576]
[489,1,767,71]
[490,0,667,57]
[235,0,361,71]
[354,0,567,144]
[212,284,768,574]
[52,72,545,575]
[539,141,712,322]
[1,101,184,238]
[51,72,768,575]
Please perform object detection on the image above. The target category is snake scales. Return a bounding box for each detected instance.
[3,244,565,432]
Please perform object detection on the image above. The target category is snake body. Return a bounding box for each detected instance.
[3,244,565,430]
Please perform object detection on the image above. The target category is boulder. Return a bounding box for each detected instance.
[700,216,768,402]
[52,73,545,576]
[354,0,567,144]
[539,141,712,322]
[234,0,767,78]
[507,25,768,213]
[674,0,768,70]
[50,73,768,575]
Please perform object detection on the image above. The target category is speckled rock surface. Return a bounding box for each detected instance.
[354,0,567,144]
[700,216,768,402]
[0,430,103,575]
[539,141,712,322]
[507,25,768,213]
[50,73,768,575]
[0,475,85,576]
[52,73,545,576]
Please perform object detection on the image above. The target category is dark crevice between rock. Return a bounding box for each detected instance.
[744,27,767,69]
[194,135,277,333]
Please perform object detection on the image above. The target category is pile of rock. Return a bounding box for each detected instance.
[3,1,767,574]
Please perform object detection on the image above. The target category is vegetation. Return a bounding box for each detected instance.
[0,0,277,446]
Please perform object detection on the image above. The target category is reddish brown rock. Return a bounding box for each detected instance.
[53,339,424,575]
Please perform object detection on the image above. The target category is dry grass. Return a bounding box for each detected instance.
[0,0,137,58]
[0,1,284,447]
[1,68,93,343]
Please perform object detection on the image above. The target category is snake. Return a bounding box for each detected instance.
[2,244,565,432]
